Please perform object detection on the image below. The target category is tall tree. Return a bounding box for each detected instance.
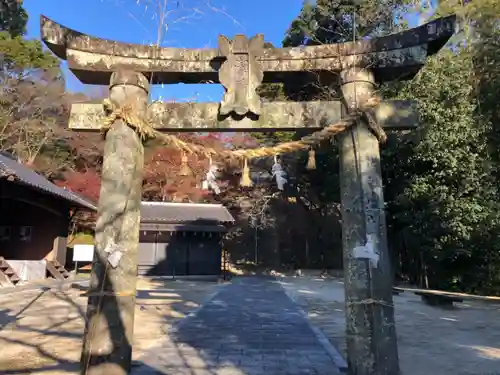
[0,0,58,71]
[254,0,500,294]
[0,0,28,37]
[0,3,62,165]
[279,0,414,100]
[283,0,411,47]
[380,0,500,293]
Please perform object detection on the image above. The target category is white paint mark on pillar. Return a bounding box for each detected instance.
[353,234,380,267]
[104,241,125,268]
[107,250,123,268]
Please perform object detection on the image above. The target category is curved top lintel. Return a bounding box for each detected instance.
[40,14,456,85]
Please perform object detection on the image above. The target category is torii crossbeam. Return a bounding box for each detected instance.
[41,15,455,132]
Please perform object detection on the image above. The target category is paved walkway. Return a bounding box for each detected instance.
[133,277,343,375]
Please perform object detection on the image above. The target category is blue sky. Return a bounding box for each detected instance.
[24,0,306,101]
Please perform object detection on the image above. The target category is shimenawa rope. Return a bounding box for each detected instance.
[100,96,385,162]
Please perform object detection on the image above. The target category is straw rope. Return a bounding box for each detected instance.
[100,96,385,161]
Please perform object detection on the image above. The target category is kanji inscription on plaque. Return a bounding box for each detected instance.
[218,34,265,116]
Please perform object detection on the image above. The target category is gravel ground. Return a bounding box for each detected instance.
[279,276,500,375]
[0,277,221,375]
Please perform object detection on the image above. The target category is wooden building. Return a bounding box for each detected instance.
[0,152,96,279]
[138,201,234,277]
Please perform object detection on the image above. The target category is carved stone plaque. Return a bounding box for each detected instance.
[218,34,265,116]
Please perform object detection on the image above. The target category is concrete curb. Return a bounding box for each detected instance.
[277,279,349,373]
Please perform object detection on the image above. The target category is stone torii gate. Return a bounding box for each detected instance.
[41,14,455,375]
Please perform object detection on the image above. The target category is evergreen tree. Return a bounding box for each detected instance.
[0,0,58,71]
[283,0,411,47]
[255,0,500,293]
[381,0,500,292]
[0,0,28,37]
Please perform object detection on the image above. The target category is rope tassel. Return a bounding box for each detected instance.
[179,152,192,176]
[240,158,253,187]
[306,148,316,170]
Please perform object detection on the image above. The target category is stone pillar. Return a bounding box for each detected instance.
[338,68,399,375]
[80,70,148,375]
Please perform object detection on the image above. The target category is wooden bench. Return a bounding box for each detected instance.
[393,286,500,307]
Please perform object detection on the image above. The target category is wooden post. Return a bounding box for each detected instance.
[338,68,400,375]
[80,70,149,375]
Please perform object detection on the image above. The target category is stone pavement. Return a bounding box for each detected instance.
[132,277,343,375]
[0,274,89,296]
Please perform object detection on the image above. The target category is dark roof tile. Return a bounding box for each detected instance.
[140,201,234,224]
[0,153,97,210]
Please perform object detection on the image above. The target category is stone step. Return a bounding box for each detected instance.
[0,257,21,286]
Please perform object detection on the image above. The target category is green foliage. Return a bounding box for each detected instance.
[283,0,412,47]
[254,0,500,293]
[0,0,58,71]
[0,32,59,70]
[68,232,95,248]
[280,0,414,100]
[382,48,499,291]
[0,0,28,37]
[380,0,500,293]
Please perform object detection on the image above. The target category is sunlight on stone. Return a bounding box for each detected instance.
[144,292,181,298]
[143,298,184,305]
[375,102,397,122]
[465,345,500,360]
[170,310,186,318]
[440,317,458,322]
[216,364,246,374]
[298,289,316,294]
